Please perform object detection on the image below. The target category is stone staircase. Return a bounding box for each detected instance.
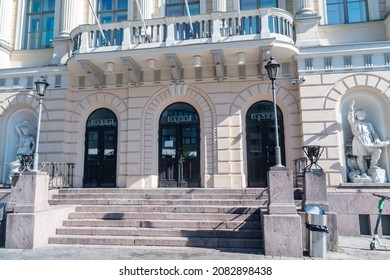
[48,188,267,252]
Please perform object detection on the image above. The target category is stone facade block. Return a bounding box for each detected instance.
[267,167,296,214]
[262,214,303,258]
[303,171,329,211]
[302,123,325,134]
[301,110,336,122]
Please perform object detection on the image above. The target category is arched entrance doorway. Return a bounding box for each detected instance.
[83,108,118,188]
[159,103,201,188]
[246,101,285,187]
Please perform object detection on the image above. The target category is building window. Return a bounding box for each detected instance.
[25,0,55,49]
[364,54,372,67]
[98,0,128,23]
[305,58,313,71]
[166,0,199,16]
[344,56,353,68]
[27,76,34,89]
[55,75,62,88]
[324,57,333,70]
[0,79,6,88]
[326,0,368,25]
[281,62,290,77]
[385,53,390,66]
[13,77,20,88]
[240,0,277,10]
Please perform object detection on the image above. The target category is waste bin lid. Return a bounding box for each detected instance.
[305,204,325,215]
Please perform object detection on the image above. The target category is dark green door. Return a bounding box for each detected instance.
[84,109,117,188]
[246,101,285,187]
[159,103,200,188]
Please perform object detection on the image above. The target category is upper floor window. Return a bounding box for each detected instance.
[98,0,128,23]
[326,0,368,24]
[166,0,200,17]
[240,0,277,10]
[25,0,55,49]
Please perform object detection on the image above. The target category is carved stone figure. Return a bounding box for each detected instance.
[348,100,389,183]
[15,121,36,155]
[8,120,36,181]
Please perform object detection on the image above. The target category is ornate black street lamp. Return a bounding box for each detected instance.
[33,76,49,171]
[265,57,282,167]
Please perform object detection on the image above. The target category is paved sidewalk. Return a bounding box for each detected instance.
[0,236,389,260]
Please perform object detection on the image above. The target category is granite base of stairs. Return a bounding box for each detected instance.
[48,188,266,252]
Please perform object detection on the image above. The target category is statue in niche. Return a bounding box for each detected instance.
[15,121,36,156]
[8,120,36,181]
[347,100,389,183]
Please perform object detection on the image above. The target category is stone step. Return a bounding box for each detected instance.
[68,211,259,221]
[73,205,261,214]
[55,188,265,195]
[49,198,266,207]
[62,219,261,229]
[55,227,261,239]
[48,235,263,248]
[51,193,265,200]
[48,188,265,251]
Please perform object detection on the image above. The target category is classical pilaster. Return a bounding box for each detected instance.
[138,0,153,20]
[0,0,13,46]
[294,0,314,15]
[61,0,80,35]
[213,0,226,12]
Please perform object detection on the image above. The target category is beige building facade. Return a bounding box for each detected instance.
[1,0,390,235]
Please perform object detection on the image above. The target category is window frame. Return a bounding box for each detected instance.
[165,0,200,17]
[325,0,368,25]
[24,0,55,50]
[97,0,128,23]
[240,0,278,10]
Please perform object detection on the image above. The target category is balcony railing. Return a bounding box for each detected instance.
[71,8,293,53]
[41,162,75,189]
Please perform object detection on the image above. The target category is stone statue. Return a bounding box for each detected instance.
[8,120,36,181]
[348,100,389,183]
[15,121,36,155]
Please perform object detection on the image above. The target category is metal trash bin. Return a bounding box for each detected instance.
[305,204,329,258]
[0,203,5,247]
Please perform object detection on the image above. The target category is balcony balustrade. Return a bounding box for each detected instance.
[71,8,293,53]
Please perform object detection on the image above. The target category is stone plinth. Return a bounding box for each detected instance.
[303,171,329,211]
[5,171,72,249]
[9,171,49,213]
[367,168,387,183]
[262,214,303,258]
[262,166,303,258]
[267,166,296,214]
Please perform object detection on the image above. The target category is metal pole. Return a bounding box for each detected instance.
[33,95,43,171]
[271,78,282,167]
[87,0,109,46]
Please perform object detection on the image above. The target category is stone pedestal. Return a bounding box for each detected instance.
[262,166,303,258]
[301,171,338,253]
[303,171,329,211]
[294,14,321,47]
[267,166,296,214]
[50,33,72,65]
[367,168,387,183]
[6,171,50,249]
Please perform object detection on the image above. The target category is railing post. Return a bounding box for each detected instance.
[78,24,91,53]
[165,18,176,46]
[260,9,271,38]
[211,12,222,42]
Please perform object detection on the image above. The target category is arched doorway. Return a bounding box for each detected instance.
[246,101,285,187]
[83,108,118,188]
[159,103,201,188]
